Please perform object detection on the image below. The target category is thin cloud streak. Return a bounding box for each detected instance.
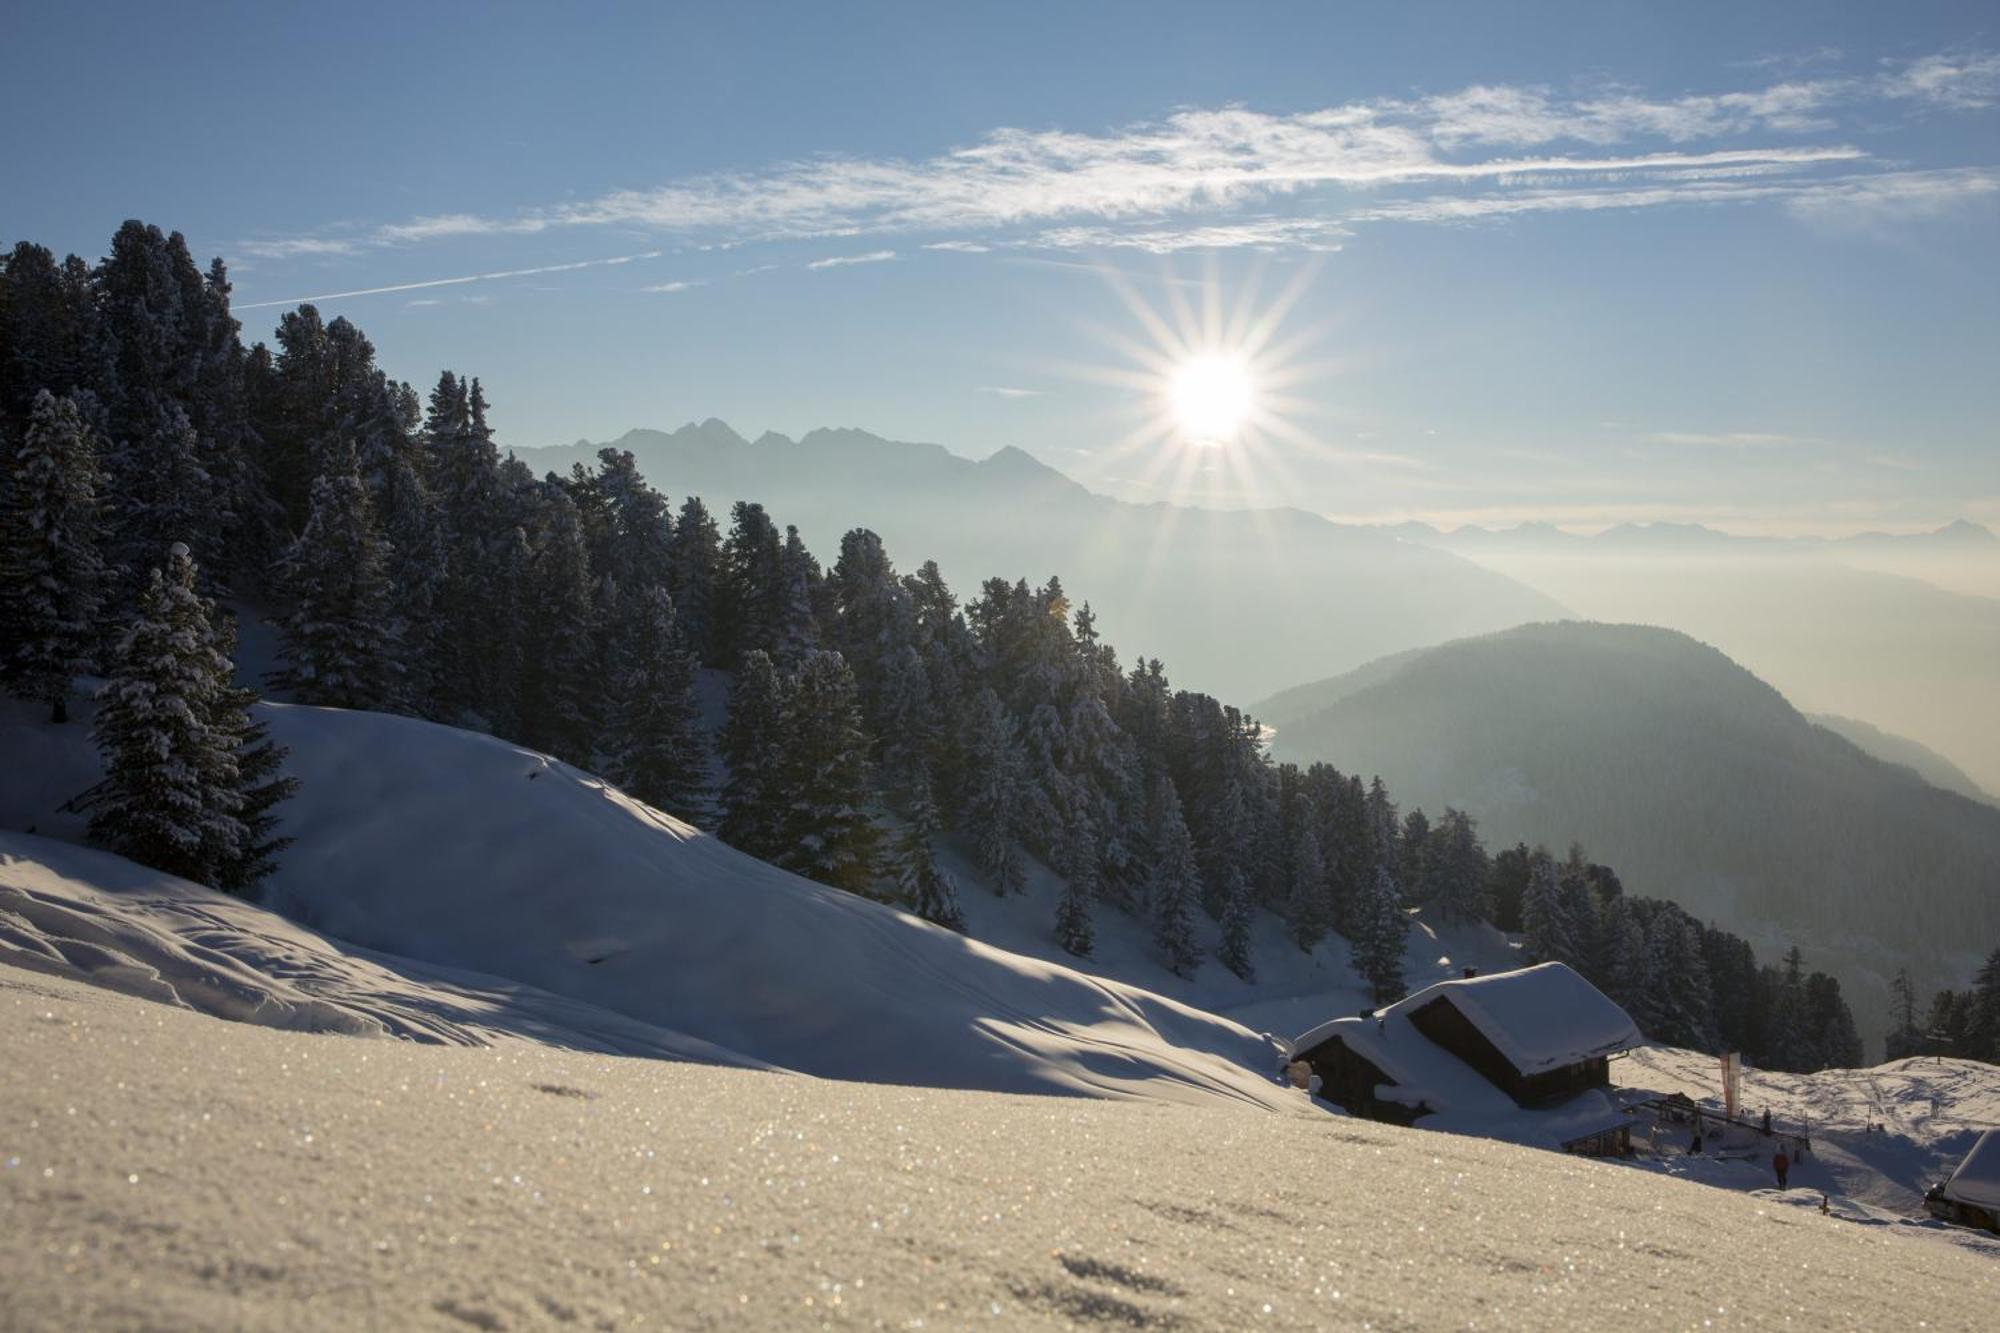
[233,249,666,310]
[806,249,897,269]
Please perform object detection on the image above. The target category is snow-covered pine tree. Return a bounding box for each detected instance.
[1600,894,1651,1017]
[1354,860,1408,1004]
[771,649,879,892]
[1429,808,1492,924]
[1968,948,2000,1063]
[516,489,598,766]
[604,586,713,827]
[1520,849,1577,965]
[1285,823,1329,949]
[719,649,788,861]
[720,501,782,665]
[893,763,964,931]
[1644,913,1719,1051]
[1885,968,1923,1061]
[1217,865,1256,981]
[88,543,293,892]
[773,525,821,666]
[1149,777,1203,977]
[668,494,723,667]
[962,686,1026,895]
[0,391,105,721]
[1399,808,1431,902]
[205,607,298,894]
[270,445,400,711]
[1053,808,1096,958]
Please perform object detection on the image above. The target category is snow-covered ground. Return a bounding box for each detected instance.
[1,698,1296,1110]
[6,966,1996,1331]
[1612,1045,2000,1259]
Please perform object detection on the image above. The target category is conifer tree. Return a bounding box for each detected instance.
[1353,860,1408,1004]
[893,764,964,931]
[516,490,598,765]
[1217,865,1256,981]
[719,650,788,861]
[604,587,712,827]
[668,494,723,666]
[1521,850,1577,964]
[1054,813,1096,959]
[271,445,400,711]
[1970,948,2000,1063]
[1149,778,1203,977]
[962,687,1027,895]
[0,391,105,721]
[771,649,879,892]
[88,543,293,892]
[1286,824,1329,950]
[1886,968,1924,1061]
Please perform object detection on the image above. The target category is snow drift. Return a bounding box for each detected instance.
[0,698,1296,1110]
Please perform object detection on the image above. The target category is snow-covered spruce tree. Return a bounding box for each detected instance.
[962,686,1027,895]
[719,648,787,859]
[668,494,723,667]
[893,763,964,931]
[1053,807,1096,958]
[0,391,105,721]
[88,543,294,892]
[1149,778,1203,977]
[1217,865,1256,981]
[1885,968,1924,1061]
[516,489,598,766]
[604,586,713,827]
[1354,860,1409,1004]
[1642,913,1718,1051]
[1429,808,1492,924]
[771,649,879,892]
[1965,948,2000,1063]
[1520,849,1577,965]
[773,525,821,666]
[270,445,401,711]
[1286,823,1329,950]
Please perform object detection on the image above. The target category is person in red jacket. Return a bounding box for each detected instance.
[1773,1148,1791,1189]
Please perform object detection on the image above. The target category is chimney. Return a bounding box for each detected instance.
[1462,967,1479,980]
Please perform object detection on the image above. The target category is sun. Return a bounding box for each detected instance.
[1169,353,1255,444]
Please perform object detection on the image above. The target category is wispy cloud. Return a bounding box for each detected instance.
[976,385,1043,398]
[244,49,2000,264]
[235,236,360,259]
[233,249,665,310]
[640,279,705,293]
[805,249,897,269]
[1651,430,1808,448]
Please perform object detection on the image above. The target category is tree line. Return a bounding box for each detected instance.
[1886,950,2000,1067]
[0,221,1872,1069]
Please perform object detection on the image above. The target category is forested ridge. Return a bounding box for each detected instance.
[1,220,1930,1073]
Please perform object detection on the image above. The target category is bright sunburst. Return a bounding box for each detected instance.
[1047,254,1343,512]
[1168,353,1255,444]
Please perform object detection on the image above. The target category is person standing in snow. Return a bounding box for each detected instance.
[1773,1148,1790,1189]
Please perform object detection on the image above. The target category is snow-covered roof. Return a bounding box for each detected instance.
[1292,962,1641,1078]
[1284,963,1642,1152]
[1943,1129,2000,1211]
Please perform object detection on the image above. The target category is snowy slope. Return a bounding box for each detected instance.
[7,967,1998,1330]
[0,697,1296,1110]
[1621,1044,2000,1216]
[0,832,761,1066]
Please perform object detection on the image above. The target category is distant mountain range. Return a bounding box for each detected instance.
[511,423,1568,703]
[1381,518,1999,552]
[1255,621,2000,1045]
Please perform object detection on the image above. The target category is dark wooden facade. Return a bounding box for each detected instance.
[1294,1034,1428,1126]
[1405,994,1611,1107]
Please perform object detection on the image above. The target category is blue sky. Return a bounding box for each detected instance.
[5,1,1998,533]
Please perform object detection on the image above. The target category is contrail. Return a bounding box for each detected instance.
[233,250,664,310]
